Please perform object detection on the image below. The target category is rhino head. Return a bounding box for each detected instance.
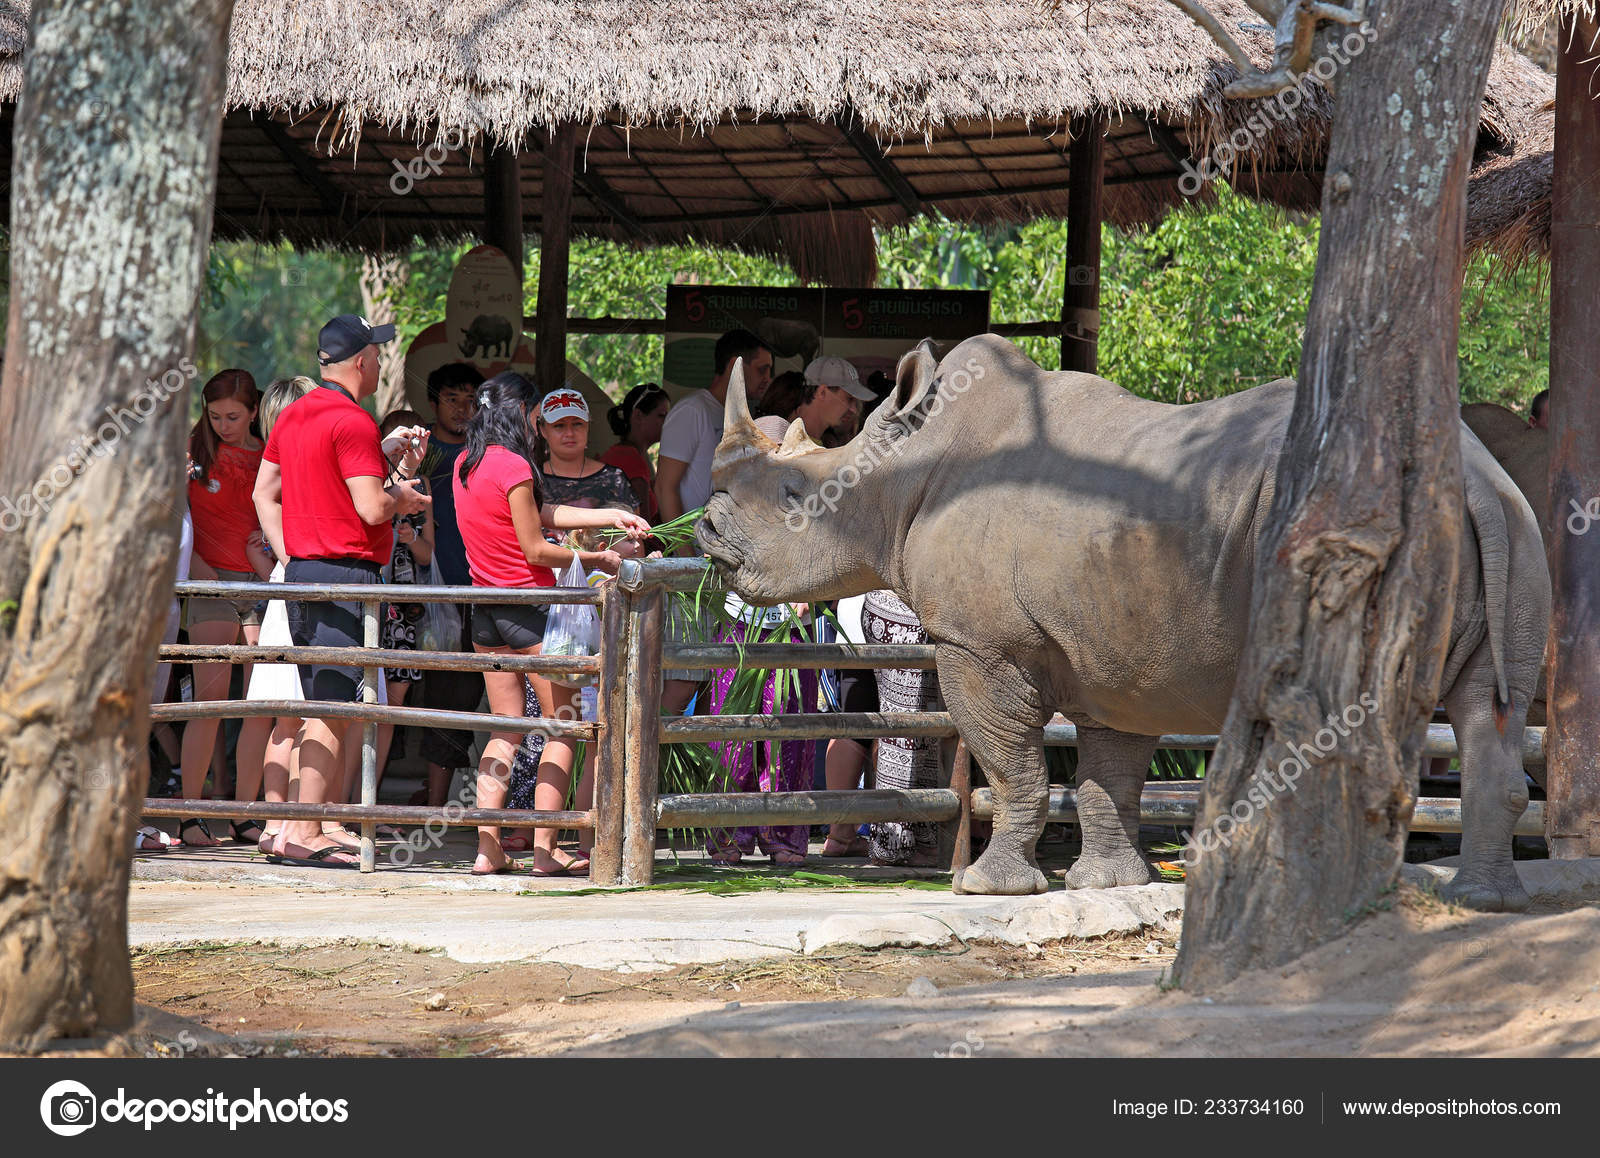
[696,343,944,606]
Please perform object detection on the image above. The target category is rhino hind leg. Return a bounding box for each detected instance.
[1439,647,1533,913]
[938,648,1049,896]
[1063,727,1159,890]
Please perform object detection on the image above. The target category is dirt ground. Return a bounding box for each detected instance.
[122,929,1163,1058]
[105,886,1600,1058]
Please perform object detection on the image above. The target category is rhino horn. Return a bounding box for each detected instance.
[716,357,774,466]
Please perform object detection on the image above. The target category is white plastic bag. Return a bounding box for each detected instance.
[543,551,599,687]
[417,560,463,653]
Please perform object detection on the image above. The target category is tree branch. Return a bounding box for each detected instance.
[1165,0,1370,99]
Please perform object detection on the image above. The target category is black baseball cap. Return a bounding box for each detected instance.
[317,314,396,366]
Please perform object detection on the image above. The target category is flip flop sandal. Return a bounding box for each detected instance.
[275,843,359,869]
[498,834,534,852]
[230,820,266,844]
[179,818,221,847]
[821,836,869,857]
[528,854,590,878]
[134,826,180,853]
[471,859,527,877]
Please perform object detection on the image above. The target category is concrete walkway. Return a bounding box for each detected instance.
[129,832,1184,970]
[129,833,1600,973]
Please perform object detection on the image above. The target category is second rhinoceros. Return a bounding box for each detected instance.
[697,335,1550,911]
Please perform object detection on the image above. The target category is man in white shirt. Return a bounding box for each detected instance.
[655,328,773,712]
[656,329,773,522]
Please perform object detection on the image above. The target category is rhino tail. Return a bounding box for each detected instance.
[1463,467,1512,732]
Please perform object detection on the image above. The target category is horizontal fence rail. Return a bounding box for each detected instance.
[652,787,1544,840]
[150,699,597,740]
[140,800,594,829]
[656,713,1547,766]
[175,579,603,605]
[161,643,599,677]
[664,643,939,671]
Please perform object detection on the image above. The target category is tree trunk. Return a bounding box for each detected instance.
[1542,10,1600,859]
[0,0,234,1047]
[1173,0,1504,991]
[361,252,410,417]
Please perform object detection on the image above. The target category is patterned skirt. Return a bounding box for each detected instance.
[863,589,946,866]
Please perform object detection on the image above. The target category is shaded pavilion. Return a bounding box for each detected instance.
[0,0,1560,382]
[0,0,1586,845]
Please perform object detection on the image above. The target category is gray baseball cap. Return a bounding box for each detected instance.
[804,355,875,401]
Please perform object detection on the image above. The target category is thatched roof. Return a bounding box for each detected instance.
[1505,1,1595,43]
[0,1,1560,284]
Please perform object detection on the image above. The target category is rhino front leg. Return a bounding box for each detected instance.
[1064,726,1158,890]
[937,647,1049,896]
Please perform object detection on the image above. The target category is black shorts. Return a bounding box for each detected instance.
[838,669,880,749]
[285,557,384,702]
[471,602,549,650]
[420,604,485,769]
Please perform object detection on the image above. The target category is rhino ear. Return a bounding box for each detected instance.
[893,340,939,413]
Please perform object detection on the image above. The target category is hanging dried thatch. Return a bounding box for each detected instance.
[1505,0,1596,44]
[0,1,1561,283]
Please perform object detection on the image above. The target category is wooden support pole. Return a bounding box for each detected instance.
[1061,111,1105,373]
[482,145,523,272]
[589,586,629,886]
[1544,11,1600,859]
[536,122,577,392]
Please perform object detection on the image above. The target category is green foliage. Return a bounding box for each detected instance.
[1457,257,1549,409]
[1098,188,1319,401]
[196,242,361,419]
[198,186,1550,417]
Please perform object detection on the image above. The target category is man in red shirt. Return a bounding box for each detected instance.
[254,314,430,868]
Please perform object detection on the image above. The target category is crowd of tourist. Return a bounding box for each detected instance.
[143,311,933,875]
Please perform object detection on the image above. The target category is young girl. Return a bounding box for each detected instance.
[501,525,653,855]
[601,382,671,521]
[452,373,648,876]
[237,376,317,859]
[179,369,270,846]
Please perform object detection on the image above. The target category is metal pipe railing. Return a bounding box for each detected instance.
[161,643,599,677]
[140,799,594,829]
[174,579,602,605]
[150,699,596,739]
[153,578,613,876]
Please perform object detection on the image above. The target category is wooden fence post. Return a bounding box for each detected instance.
[621,584,665,885]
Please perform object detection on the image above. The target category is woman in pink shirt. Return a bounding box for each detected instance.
[454,373,648,876]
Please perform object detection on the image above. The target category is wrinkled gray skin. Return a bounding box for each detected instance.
[698,335,1551,910]
[1461,402,1551,729]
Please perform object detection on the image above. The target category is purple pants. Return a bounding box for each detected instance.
[705,623,817,859]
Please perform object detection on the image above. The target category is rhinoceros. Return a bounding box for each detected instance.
[697,334,1551,911]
